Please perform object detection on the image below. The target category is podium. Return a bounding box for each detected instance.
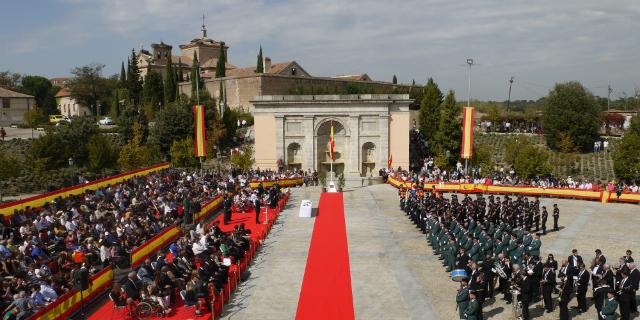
[299,200,312,218]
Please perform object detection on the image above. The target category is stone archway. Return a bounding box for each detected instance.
[316,120,347,177]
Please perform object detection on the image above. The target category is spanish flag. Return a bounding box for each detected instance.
[461,106,474,159]
[193,104,206,157]
[329,125,335,161]
[387,154,392,169]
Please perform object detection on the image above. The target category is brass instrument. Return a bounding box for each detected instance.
[493,261,508,279]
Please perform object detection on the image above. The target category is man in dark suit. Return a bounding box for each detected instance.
[542,265,556,313]
[520,271,532,320]
[559,273,574,320]
[618,270,633,320]
[574,263,590,313]
[628,263,640,313]
[223,193,233,225]
[568,249,583,270]
[124,271,141,300]
[593,279,610,320]
[552,204,560,231]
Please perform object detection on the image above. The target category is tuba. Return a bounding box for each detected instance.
[493,261,508,279]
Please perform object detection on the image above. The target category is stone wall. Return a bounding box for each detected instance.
[0,97,34,126]
[178,74,418,113]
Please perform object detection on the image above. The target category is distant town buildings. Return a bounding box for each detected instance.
[0,87,35,126]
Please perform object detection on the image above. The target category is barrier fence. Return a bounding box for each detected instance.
[248,177,304,189]
[32,266,114,320]
[0,163,171,217]
[387,176,640,204]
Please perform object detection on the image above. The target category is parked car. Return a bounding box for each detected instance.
[49,115,71,124]
[98,117,114,125]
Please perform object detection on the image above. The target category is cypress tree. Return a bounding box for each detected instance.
[392,75,398,84]
[434,90,462,160]
[191,51,201,99]
[177,58,184,82]
[143,70,164,108]
[256,45,264,73]
[119,61,127,87]
[163,53,176,104]
[127,49,143,104]
[419,78,443,143]
[215,42,226,78]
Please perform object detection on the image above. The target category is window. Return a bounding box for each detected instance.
[2,98,9,108]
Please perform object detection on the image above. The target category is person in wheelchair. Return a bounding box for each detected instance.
[141,283,172,316]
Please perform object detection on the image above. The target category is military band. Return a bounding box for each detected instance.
[397,186,637,320]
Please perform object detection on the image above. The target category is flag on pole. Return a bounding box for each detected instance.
[329,125,335,161]
[461,106,474,159]
[193,104,206,157]
[387,154,393,169]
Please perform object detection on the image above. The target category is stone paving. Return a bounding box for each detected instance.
[221,184,640,319]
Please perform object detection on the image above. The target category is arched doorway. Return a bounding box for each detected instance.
[316,120,346,178]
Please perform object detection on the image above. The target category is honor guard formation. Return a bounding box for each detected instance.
[398,185,638,320]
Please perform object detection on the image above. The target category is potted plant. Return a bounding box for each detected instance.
[337,173,345,191]
[319,171,327,191]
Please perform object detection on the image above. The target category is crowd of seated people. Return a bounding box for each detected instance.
[111,185,286,318]
[0,169,237,319]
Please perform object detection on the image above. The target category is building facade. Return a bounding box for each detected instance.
[54,87,91,117]
[252,94,411,176]
[0,87,35,126]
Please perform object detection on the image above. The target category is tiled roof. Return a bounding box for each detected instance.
[0,87,34,98]
[54,87,71,98]
[226,61,301,77]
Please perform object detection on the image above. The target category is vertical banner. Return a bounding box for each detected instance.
[461,106,474,159]
[193,104,206,157]
[387,154,392,169]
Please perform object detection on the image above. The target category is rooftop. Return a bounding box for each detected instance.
[0,87,34,99]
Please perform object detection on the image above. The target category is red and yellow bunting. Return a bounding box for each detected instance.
[461,106,474,159]
[193,104,206,158]
[329,125,335,161]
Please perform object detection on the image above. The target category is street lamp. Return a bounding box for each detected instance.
[507,76,514,115]
[466,58,474,108]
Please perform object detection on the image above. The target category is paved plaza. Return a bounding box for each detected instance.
[222,184,640,319]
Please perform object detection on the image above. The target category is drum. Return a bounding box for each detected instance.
[451,269,468,282]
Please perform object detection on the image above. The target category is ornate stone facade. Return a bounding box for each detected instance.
[253,94,410,176]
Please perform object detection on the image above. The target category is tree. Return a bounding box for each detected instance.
[170,137,198,167]
[471,143,496,175]
[487,104,500,128]
[119,61,127,87]
[614,133,640,181]
[215,42,226,78]
[513,144,552,179]
[177,59,184,82]
[127,49,143,104]
[163,53,176,104]
[392,75,397,84]
[117,104,148,144]
[67,63,112,116]
[433,90,461,160]
[29,133,69,172]
[256,46,264,73]
[23,108,47,127]
[543,81,600,152]
[87,134,118,172]
[230,144,254,173]
[419,78,443,143]
[21,76,58,115]
[0,154,22,180]
[142,70,164,110]
[191,52,201,98]
[0,71,22,91]
[55,117,100,166]
[207,115,227,157]
[118,122,149,170]
[147,101,193,156]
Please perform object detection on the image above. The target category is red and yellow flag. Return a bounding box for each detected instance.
[329,125,335,161]
[461,106,474,159]
[387,154,392,169]
[193,104,206,157]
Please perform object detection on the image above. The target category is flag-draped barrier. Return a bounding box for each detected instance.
[0,163,170,217]
[31,266,114,320]
[387,176,640,204]
[248,177,304,189]
[130,194,224,269]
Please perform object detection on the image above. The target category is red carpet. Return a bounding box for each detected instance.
[88,195,289,320]
[296,192,354,320]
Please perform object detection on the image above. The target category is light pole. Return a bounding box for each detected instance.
[466,58,474,108]
[507,76,514,114]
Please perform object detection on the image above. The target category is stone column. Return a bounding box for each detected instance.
[303,115,314,171]
[379,114,390,170]
[275,115,284,166]
[348,115,360,174]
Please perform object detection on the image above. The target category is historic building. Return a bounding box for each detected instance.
[0,87,35,126]
[55,87,91,117]
[252,94,411,176]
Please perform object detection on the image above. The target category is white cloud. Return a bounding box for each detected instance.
[4,0,640,99]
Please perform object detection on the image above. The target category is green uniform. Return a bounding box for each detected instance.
[456,287,469,319]
[527,239,541,257]
[601,297,618,320]
[463,299,479,320]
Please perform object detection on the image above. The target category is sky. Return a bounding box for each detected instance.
[1,0,639,101]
